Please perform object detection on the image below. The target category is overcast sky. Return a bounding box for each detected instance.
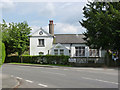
[1,0,88,34]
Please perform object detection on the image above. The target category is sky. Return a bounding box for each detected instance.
[1,0,88,34]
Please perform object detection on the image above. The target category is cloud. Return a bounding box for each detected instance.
[54,23,86,34]
[56,2,86,25]
[38,3,56,17]
[3,2,87,34]
[8,2,85,24]
[54,23,79,34]
[0,0,15,9]
[30,25,40,34]
[31,22,86,34]
[14,2,56,18]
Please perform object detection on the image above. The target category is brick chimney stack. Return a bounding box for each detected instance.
[49,20,54,36]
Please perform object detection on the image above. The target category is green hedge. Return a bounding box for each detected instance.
[0,42,6,66]
[5,55,70,65]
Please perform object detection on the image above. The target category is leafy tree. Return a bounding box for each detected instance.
[2,20,31,62]
[2,20,16,56]
[80,2,120,65]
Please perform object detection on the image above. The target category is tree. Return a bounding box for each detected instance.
[2,20,16,56]
[2,20,31,62]
[80,2,120,66]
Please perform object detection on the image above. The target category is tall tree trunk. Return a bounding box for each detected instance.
[20,55,23,63]
[106,50,110,67]
[18,51,23,63]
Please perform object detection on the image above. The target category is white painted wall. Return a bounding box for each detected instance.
[59,44,104,57]
[32,28,50,37]
[61,44,70,50]
[30,36,53,55]
[50,43,69,56]
[30,28,105,57]
[71,44,88,57]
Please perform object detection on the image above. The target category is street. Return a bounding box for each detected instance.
[2,64,118,88]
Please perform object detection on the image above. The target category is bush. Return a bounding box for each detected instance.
[5,55,70,65]
[0,42,6,65]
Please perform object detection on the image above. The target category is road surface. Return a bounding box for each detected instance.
[2,64,118,88]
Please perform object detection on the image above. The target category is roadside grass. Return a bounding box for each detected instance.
[8,63,72,67]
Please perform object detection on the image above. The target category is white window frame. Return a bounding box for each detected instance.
[60,49,64,55]
[38,39,44,47]
[75,46,85,57]
[54,49,58,55]
[89,49,99,57]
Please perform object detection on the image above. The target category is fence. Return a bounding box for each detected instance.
[69,57,105,67]
[69,57,105,63]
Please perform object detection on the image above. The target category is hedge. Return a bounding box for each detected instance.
[5,55,70,65]
[0,42,6,66]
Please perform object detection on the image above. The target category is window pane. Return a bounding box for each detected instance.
[38,39,44,46]
[79,49,81,56]
[54,49,58,55]
[76,50,78,56]
[60,49,64,55]
[89,49,99,57]
[75,47,78,49]
[75,46,85,56]
[89,49,92,56]
[96,50,99,56]
[81,49,85,56]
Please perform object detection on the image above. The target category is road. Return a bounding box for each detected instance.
[2,64,118,88]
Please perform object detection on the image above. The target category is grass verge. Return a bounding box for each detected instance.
[8,63,72,67]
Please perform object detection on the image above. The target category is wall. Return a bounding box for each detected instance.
[49,43,69,56]
[61,43,105,58]
[30,36,53,55]
[62,43,89,57]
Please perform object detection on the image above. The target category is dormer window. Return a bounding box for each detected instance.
[38,39,44,47]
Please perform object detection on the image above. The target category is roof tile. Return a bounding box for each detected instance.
[54,34,86,44]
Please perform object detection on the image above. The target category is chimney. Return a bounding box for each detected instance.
[49,20,54,36]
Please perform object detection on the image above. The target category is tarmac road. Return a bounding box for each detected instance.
[2,64,118,89]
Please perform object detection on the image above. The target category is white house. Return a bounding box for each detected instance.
[30,20,106,59]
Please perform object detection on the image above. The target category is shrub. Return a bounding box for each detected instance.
[5,55,70,65]
[0,42,6,65]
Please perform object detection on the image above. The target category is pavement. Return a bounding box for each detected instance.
[2,64,119,89]
[1,73,18,89]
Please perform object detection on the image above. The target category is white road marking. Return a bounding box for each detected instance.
[41,71,66,76]
[82,77,118,85]
[16,77,22,79]
[13,77,21,88]
[25,80,33,83]
[38,83,48,87]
